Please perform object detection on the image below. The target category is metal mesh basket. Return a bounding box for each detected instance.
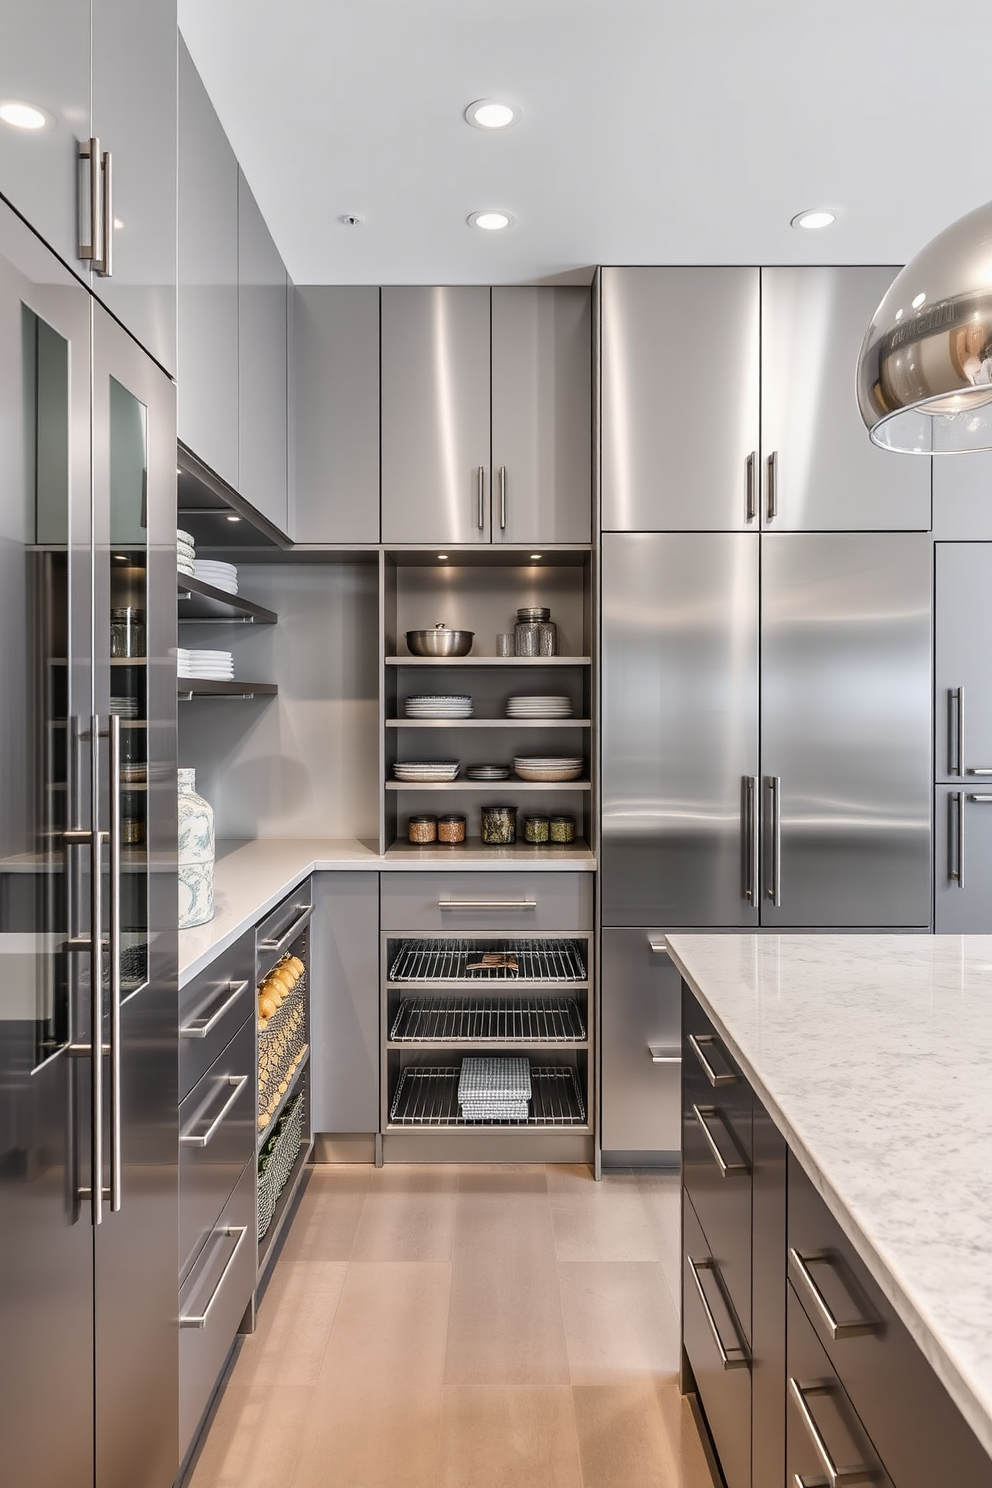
[258,969,307,1129]
[257,1090,305,1242]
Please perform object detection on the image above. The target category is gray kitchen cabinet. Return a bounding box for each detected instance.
[239,169,287,533]
[934,784,992,931]
[601,267,761,531]
[292,285,379,543]
[309,873,380,1136]
[933,451,992,539]
[491,286,591,545]
[760,266,931,531]
[381,285,491,544]
[178,36,239,489]
[600,929,680,1163]
[935,543,992,782]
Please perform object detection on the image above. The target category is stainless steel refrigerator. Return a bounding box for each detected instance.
[0,199,178,1488]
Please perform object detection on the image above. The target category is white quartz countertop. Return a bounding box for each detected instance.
[665,933,992,1461]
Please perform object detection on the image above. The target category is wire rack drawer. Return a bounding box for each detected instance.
[390,994,586,1043]
[388,938,587,984]
[389,1064,586,1126]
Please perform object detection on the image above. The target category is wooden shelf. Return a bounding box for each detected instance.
[383,837,594,864]
[178,678,277,699]
[178,573,277,624]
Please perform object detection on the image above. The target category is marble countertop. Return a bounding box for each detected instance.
[665,933,992,1461]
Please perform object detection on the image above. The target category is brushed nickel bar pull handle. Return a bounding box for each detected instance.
[951,791,965,888]
[687,1257,749,1371]
[954,686,965,776]
[108,714,121,1210]
[766,449,778,519]
[968,794,992,801]
[180,1075,249,1148]
[968,769,992,775]
[258,903,313,955]
[499,465,507,531]
[789,1249,879,1340]
[96,149,113,276]
[90,714,105,1226]
[180,981,251,1039]
[648,1045,681,1064]
[78,137,101,263]
[180,1227,248,1328]
[746,451,757,522]
[692,1103,750,1176]
[743,775,759,904]
[477,466,486,530]
[765,775,782,905]
[687,1032,739,1087]
[789,1378,877,1486]
[439,898,536,910]
[647,935,669,955]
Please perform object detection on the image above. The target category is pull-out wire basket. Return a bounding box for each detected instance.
[390,995,586,1043]
[389,1065,586,1126]
[388,938,587,984]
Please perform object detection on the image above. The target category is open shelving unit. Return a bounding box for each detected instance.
[176,570,279,703]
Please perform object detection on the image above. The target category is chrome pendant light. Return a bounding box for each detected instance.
[858,198,992,454]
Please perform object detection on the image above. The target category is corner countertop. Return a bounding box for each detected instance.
[665,932,992,1461]
[178,835,596,987]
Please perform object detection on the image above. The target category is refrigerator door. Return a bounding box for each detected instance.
[934,543,992,783]
[0,202,95,1487]
[91,304,178,1488]
[760,533,932,927]
[601,532,759,926]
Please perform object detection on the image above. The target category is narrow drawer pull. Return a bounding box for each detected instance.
[648,1044,681,1064]
[789,1249,879,1341]
[647,935,669,955]
[692,1104,749,1176]
[438,898,536,910]
[687,1256,749,1371]
[180,980,250,1039]
[789,1377,878,1486]
[258,903,313,955]
[181,1075,249,1148]
[687,1032,740,1086]
[180,1227,248,1329]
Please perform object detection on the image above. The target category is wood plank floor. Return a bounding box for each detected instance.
[186,1164,717,1488]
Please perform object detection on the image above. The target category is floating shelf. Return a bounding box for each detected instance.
[390,995,586,1043]
[387,718,590,729]
[383,837,595,865]
[389,1065,587,1126]
[177,573,277,625]
[177,679,277,700]
[386,656,591,666]
[387,779,590,791]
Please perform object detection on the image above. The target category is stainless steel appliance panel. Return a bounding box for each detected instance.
[179,1016,255,1279]
[601,533,759,926]
[934,544,992,782]
[601,267,760,531]
[934,785,992,932]
[381,286,491,544]
[760,267,931,531]
[600,930,680,1158]
[180,929,255,1100]
[760,533,932,927]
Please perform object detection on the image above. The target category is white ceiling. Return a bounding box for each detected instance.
[178,0,992,286]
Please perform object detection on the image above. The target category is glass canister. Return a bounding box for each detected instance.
[480,804,516,845]
[437,814,466,845]
[538,620,558,656]
[178,768,215,928]
[549,814,576,844]
[110,606,146,657]
[524,814,550,844]
[407,815,438,845]
[514,606,550,657]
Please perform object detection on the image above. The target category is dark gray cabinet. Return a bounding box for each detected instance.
[600,930,681,1162]
[239,169,287,533]
[309,873,380,1137]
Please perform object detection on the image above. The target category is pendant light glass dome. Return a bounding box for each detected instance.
[858,198,992,453]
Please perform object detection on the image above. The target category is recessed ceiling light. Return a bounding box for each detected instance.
[465,99,521,131]
[0,100,49,131]
[468,210,514,232]
[340,213,364,227]
[226,514,241,523]
[791,208,836,231]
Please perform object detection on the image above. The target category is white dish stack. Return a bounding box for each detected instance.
[404,694,473,719]
[506,695,573,719]
[392,761,460,782]
[513,756,583,782]
[177,648,235,681]
[177,528,195,576]
[194,559,239,595]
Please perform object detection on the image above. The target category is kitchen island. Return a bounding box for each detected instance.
[666,933,992,1479]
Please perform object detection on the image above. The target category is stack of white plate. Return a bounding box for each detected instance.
[177,647,235,680]
[506,695,573,718]
[177,529,195,576]
[194,559,238,595]
[514,756,583,782]
[405,695,473,719]
[109,696,138,719]
[466,764,511,781]
[393,761,460,782]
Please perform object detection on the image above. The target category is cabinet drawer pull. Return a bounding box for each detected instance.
[180,980,250,1039]
[789,1249,879,1340]
[499,464,507,531]
[692,1104,749,1176]
[648,1044,681,1064]
[438,898,536,910]
[477,465,486,530]
[647,935,669,955]
[180,1227,249,1328]
[181,1075,249,1148]
[789,1377,877,1486]
[687,1032,740,1086]
[746,450,757,522]
[766,448,779,520]
[687,1256,749,1371]
[258,904,313,955]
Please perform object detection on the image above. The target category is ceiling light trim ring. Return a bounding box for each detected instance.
[468,210,515,232]
[464,99,522,130]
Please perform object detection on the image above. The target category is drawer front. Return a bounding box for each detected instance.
[380,871,593,931]
[788,1152,992,1488]
[682,1190,751,1488]
[180,928,255,1100]
[601,928,680,1154]
[257,880,313,982]
[787,1285,892,1488]
[179,1157,256,1463]
[180,1017,256,1279]
[683,989,752,1341]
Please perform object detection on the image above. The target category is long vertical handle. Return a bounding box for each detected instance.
[950,687,964,776]
[499,465,507,531]
[96,149,113,277]
[746,452,757,522]
[765,775,782,906]
[108,715,122,1210]
[951,792,966,889]
[78,137,102,264]
[766,450,778,520]
[89,715,105,1226]
[743,776,759,904]
[477,466,486,531]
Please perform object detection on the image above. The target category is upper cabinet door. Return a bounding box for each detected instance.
[0,0,90,274]
[601,267,760,532]
[491,286,591,545]
[934,543,992,782]
[238,171,287,535]
[177,37,238,490]
[381,286,491,545]
[760,267,931,531]
[91,0,177,375]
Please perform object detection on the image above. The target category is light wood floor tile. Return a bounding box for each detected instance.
[573,1381,718,1488]
[454,1163,554,1259]
[635,1171,683,1307]
[290,1261,450,1488]
[232,1259,347,1388]
[437,1385,583,1488]
[558,1260,680,1385]
[352,1163,458,1262]
[186,1383,313,1488]
[548,1165,660,1263]
[277,1165,371,1263]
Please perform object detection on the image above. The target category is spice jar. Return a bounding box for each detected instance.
[407,815,437,845]
[514,606,550,657]
[549,814,575,844]
[110,606,145,658]
[437,814,466,845]
[480,804,516,846]
[538,620,558,656]
[524,814,550,844]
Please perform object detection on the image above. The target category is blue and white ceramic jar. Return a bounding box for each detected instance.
[178,768,214,928]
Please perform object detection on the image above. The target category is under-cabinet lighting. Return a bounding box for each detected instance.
[790,208,836,231]
[464,99,521,131]
[468,210,514,232]
[226,514,241,523]
[437,553,448,561]
[0,100,49,131]
[530,553,542,561]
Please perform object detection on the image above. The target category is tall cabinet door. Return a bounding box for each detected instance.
[934,786,992,931]
[491,286,591,545]
[0,199,94,1488]
[381,286,491,544]
[601,532,759,927]
[934,544,992,782]
[238,170,288,534]
[601,268,760,532]
[91,306,178,1488]
[760,267,931,531]
[760,533,932,927]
